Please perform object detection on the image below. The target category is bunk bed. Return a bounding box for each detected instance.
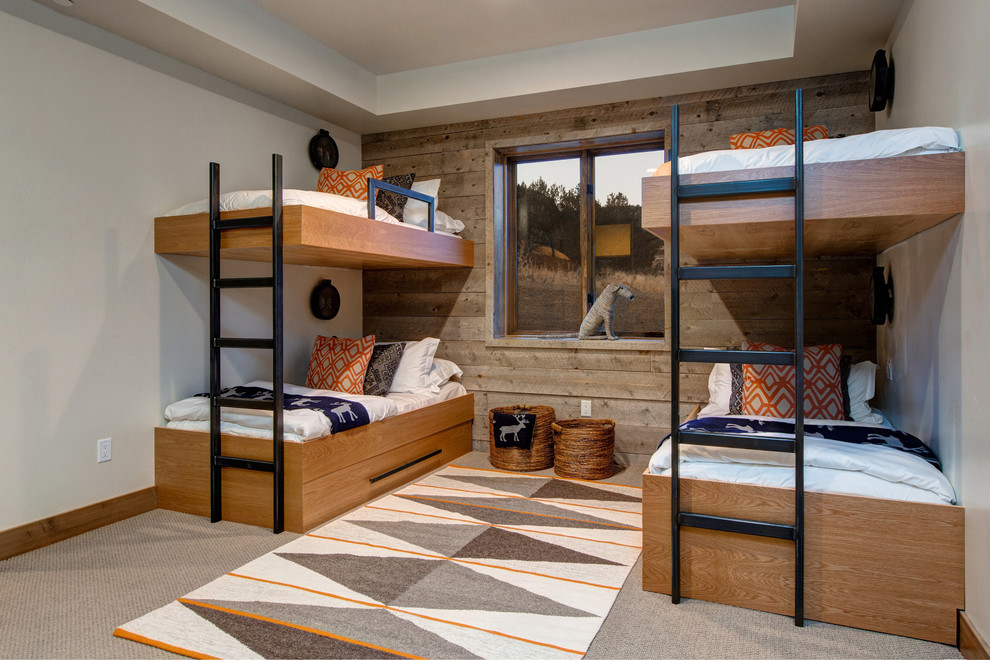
[154,156,475,534]
[641,104,965,644]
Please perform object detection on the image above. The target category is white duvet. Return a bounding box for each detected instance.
[670,126,961,175]
[164,380,467,442]
[649,415,956,505]
[161,189,459,236]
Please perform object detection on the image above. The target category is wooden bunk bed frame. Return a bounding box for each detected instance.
[641,121,967,643]
[642,151,965,261]
[154,158,475,534]
[156,394,474,534]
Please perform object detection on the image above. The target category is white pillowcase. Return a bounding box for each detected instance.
[434,210,465,234]
[848,361,883,424]
[390,337,441,394]
[697,363,732,418]
[402,179,441,227]
[429,358,463,387]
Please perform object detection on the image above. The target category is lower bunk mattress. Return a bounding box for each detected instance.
[155,390,474,534]
[643,415,964,644]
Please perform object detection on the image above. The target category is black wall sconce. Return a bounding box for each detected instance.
[310,279,340,320]
[869,49,895,112]
[870,266,894,325]
[308,129,339,170]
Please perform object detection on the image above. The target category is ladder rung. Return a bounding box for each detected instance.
[215,396,275,411]
[216,215,273,230]
[678,265,795,281]
[679,513,796,540]
[215,456,275,472]
[680,430,795,453]
[678,177,795,199]
[214,338,275,349]
[679,349,795,366]
[215,277,274,289]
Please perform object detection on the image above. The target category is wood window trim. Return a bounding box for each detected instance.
[488,131,664,340]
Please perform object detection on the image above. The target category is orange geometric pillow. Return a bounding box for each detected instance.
[305,335,375,394]
[729,125,829,150]
[316,165,384,201]
[741,340,844,420]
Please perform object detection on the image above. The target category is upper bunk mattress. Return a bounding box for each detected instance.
[656,126,960,175]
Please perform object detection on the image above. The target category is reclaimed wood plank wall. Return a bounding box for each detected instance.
[363,71,876,460]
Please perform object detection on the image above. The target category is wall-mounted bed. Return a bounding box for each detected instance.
[154,162,476,534]
[641,124,966,644]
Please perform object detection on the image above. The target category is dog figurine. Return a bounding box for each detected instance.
[578,284,635,340]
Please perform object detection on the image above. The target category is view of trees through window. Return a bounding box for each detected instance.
[513,149,665,337]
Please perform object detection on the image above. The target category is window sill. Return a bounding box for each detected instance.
[486,336,667,351]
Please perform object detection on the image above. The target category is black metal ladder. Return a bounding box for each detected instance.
[668,90,806,624]
[208,154,285,534]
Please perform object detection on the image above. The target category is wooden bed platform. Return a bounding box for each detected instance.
[155,204,474,269]
[642,471,965,644]
[642,151,965,260]
[156,394,474,533]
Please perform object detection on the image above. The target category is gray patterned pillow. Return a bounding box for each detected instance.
[376,173,416,221]
[362,342,405,396]
[729,363,744,415]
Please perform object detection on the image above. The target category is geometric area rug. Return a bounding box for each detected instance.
[114,464,643,659]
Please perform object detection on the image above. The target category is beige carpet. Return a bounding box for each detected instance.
[0,450,963,659]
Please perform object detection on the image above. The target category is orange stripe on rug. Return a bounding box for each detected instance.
[363,505,642,549]
[305,534,621,590]
[227,573,585,655]
[176,598,424,659]
[113,628,215,659]
[410,483,642,516]
[399,494,642,531]
[446,464,643,490]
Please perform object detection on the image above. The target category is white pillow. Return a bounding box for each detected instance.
[435,210,465,234]
[697,363,732,418]
[848,361,883,424]
[429,358,463,387]
[389,337,441,393]
[402,179,441,227]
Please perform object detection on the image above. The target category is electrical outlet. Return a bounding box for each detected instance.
[97,438,112,463]
[580,400,592,417]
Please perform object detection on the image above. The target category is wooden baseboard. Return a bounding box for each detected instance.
[961,611,990,659]
[0,487,157,561]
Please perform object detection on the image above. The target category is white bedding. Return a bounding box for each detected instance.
[161,189,459,237]
[648,415,956,505]
[668,126,960,175]
[164,380,466,442]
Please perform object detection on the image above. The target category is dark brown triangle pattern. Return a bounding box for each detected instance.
[346,520,487,557]
[194,599,480,659]
[181,600,405,659]
[530,479,643,504]
[397,494,640,530]
[453,526,622,566]
[276,553,439,604]
[438,474,550,497]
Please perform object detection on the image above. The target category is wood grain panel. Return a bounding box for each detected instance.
[960,610,990,660]
[363,71,877,457]
[642,152,965,260]
[155,205,474,269]
[155,395,474,533]
[642,472,965,644]
[0,488,157,561]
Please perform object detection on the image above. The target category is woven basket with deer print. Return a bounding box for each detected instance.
[488,405,555,471]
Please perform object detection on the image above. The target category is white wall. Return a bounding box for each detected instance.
[876,0,990,641]
[0,7,365,531]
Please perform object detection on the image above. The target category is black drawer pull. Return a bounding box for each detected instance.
[369,449,442,484]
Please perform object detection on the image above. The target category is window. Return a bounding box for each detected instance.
[494,133,665,338]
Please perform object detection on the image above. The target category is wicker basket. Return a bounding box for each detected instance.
[488,405,555,471]
[552,418,616,480]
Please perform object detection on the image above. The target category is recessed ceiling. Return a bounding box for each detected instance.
[24,0,904,133]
